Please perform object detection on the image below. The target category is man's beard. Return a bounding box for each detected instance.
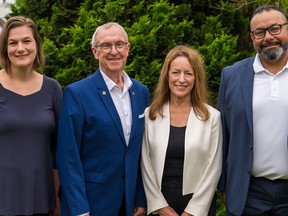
[257,41,288,61]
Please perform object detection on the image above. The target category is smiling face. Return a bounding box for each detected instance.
[250,10,288,62]
[168,56,195,102]
[7,25,37,71]
[91,25,130,76]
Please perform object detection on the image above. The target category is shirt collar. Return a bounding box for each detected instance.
[253,53,288,74]
[100,69,133,92]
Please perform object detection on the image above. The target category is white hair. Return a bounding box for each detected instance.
[90,22,129,47]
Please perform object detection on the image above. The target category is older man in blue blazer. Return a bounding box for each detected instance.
[56,22,149,216]
[218,5,288,216]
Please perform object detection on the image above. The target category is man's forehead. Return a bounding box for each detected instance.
[250,10,286,28]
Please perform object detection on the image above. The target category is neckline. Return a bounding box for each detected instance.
[170,125,187,129]
[0,75,45,97]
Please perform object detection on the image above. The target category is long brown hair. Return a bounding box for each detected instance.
[0,16,45,73]
[149,45,210,121]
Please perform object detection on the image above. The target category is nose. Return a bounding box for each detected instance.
[110,44,118,53]
[16,42,25,51]
[264,30,274,40]
[178,72,185,82]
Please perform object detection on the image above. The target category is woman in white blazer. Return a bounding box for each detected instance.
[141,45,222,216]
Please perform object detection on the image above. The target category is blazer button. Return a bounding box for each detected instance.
[125,151,129,157]
[247,169,251,175]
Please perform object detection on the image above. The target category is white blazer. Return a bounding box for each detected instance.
[141,103,222,216]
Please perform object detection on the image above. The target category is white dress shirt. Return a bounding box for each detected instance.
[100,70,132,145]
[252,54,288,180]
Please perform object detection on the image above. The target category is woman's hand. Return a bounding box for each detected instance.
[159,206,179,216]
[181,211,192,216]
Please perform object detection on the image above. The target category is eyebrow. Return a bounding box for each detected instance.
[8,36,33,41]
[251,22,283,31]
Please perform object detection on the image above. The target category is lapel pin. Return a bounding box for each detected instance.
[102,91,106,95]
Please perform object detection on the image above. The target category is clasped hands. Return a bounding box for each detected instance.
[158,206,192,216]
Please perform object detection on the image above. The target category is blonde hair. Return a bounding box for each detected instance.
[149,45,209,121]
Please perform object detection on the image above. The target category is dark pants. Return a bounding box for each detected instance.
[227,176,288,216]
[153,183,217,216]
[118,197,126,216]
[0,214,50,216]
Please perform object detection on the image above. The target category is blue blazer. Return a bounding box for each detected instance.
[56,69,150,215]
[218,57,255,215]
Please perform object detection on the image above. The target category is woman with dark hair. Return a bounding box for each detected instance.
[0,16,61,215]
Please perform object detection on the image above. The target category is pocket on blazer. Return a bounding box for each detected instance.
[84,172,103,183]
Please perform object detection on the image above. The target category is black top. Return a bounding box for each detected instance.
[0,75,62,215]
[162,125,186,187]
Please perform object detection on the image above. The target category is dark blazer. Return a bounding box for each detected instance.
[218,57,255,215]
[56,69,150,216]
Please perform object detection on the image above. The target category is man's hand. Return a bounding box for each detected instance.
[221,191,226,204]
[133,207,146,216]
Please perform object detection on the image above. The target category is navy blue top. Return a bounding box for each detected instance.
[0,75,62,215]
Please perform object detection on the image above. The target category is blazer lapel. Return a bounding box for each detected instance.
[240,57,255,134]
[93,71,126,145]
[161,103,171,149]
[128,85,138,146]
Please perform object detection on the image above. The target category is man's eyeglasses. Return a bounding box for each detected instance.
[251,23,288,40]
[95,42,128,53]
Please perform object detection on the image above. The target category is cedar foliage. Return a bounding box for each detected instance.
[7,0,288,105]
[5,0,287,215]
